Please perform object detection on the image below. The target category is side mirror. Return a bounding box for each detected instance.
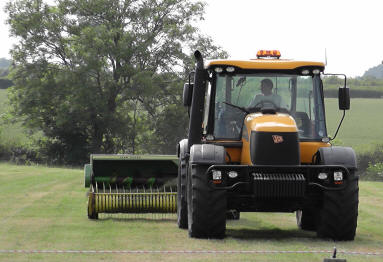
[183,83,193,107]
[338,87,350,110]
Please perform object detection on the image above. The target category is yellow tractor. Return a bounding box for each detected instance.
[85,50,358,240]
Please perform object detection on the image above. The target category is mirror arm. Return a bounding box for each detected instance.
[322,73,347,85]
[330,110,346,141]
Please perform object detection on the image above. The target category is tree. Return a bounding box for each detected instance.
[6,0,227,165]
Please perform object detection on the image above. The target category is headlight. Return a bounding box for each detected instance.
[334,171,343,181]
[214,67,223,73]
[318,173,328,180]
[228,171,238,179]
[212,170,222,181]
[226,66,235,73]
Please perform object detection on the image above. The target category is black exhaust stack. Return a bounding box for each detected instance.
[187,50,207,151]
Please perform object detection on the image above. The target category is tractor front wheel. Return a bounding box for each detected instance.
[187,164,226,238]
[317,172,359,240]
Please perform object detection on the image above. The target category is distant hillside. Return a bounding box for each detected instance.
[0,58,11,69]
[0,58,13,89]
[363,63,383,79]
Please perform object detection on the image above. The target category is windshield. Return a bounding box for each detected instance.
[208,73,327,140]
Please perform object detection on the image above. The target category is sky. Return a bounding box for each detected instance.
[1,0,382,77]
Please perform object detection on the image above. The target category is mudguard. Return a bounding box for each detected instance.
[317,146,357,170]
[178,139,188,159]
[190,144,225,164]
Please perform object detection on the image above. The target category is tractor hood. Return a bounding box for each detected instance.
[244,112,298,133]
[241,112,300,166]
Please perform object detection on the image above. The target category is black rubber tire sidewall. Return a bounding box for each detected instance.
[187,164,227,239]
[317,171,359,240]
[177,157,188,229]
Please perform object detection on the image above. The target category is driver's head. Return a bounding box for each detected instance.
[260,79,273,96]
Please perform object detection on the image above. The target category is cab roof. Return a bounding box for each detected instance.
[206,59,325,70]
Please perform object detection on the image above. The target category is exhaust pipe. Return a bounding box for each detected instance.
[188,50,207,151]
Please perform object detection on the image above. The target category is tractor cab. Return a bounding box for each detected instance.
[184,50,349,164]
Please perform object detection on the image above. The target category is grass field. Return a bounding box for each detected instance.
[324,98,383,152]
[0,163,382,262]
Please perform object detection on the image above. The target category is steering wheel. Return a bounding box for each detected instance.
[252,100,279,110]
[248,100,279,114]
[216,102,245,137]
[249,100,290,114]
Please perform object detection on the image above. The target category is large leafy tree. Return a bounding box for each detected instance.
[6,0,227,164]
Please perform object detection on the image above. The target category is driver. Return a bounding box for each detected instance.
[250,79,281,107]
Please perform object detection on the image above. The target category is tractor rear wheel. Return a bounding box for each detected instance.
[317,171,359,240]
[187,164,226,239]
[177,157,188,229]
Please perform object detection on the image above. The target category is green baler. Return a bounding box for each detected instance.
[84,154,178,219]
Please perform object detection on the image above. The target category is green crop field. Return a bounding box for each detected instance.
[0,163,382,262]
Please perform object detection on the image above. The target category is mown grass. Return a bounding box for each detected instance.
[0,163,382,262]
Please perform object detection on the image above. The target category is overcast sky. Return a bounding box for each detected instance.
[1,0,382,77]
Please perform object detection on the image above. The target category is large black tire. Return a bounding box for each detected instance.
[177,157,188,229]
[317,172,359,240]
[187,164,227,239]
[296,209,318,231]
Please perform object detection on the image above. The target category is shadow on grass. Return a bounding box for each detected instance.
[226,227,317,240]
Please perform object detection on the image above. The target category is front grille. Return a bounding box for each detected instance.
[252,173,306,199]
[250,131,300,165]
